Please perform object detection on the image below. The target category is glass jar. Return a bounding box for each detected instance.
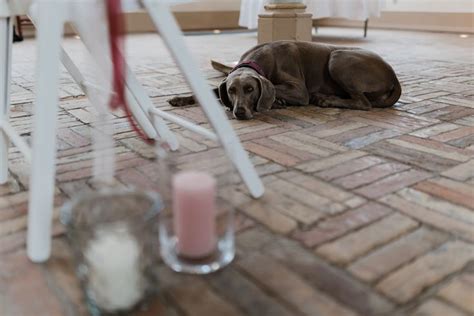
[60,189,162,315]
[156,139,236,274]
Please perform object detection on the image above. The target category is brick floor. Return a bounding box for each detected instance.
[1,27,473,315]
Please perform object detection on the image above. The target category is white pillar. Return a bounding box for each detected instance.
[258,1,312,44]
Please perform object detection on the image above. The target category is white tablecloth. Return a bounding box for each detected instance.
[239,0,384,29]
[0,0,191,17]
[0,0,31,17]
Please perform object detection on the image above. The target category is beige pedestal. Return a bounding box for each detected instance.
[258,3,313,44]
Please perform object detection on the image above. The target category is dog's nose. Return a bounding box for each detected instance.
[235,107,246,115]
[234,108,247,119]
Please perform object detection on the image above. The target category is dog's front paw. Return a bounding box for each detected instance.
[272,98,287,109]
[317,98,331,108]
[167,96,196,107]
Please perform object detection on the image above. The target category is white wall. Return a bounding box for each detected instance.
[172,0,241,12]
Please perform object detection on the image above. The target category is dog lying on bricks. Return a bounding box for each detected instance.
[168,40,401,120]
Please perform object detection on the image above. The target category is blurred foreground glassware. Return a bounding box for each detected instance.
[156,139,236,274]
[60,189,162,315]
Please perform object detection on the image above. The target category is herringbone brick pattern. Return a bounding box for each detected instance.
[1,28,473,315]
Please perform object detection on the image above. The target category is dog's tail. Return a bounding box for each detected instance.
[377,77,402,108]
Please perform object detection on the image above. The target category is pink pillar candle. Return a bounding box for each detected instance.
[172,171,217,258]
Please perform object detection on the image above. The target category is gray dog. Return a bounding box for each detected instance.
[169,41,401,120]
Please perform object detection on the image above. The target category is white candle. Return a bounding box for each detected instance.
[84,224,145,312]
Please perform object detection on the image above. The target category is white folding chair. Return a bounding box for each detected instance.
[0,0,264,263]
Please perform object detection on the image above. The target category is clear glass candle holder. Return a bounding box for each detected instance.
[60,189,162,316]
[156,140,236,274]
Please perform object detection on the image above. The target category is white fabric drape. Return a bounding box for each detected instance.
[238,0,268,30]
[0,0,191,17]
[239,0,384,29]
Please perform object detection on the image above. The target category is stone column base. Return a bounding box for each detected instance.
[258,3,313,44]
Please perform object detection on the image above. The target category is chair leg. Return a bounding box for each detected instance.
[16,16,23,39]
[63,21,163,142]
[364,19,368,38]
[0,17,13,184]
[143,0,264,198]
[13,16,23,42]
[313,20,318,34]
[57,46,117,183]
[27,3,65,263]
[123,65,179,150]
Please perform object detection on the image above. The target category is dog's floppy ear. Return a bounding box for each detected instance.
[256,75,275,112]
[218,80,232,109]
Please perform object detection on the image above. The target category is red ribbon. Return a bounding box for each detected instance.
[105,0,155,145]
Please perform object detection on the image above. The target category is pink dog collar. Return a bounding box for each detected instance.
[231,61,265,77]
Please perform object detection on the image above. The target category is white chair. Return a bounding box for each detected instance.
[0,0,264,263]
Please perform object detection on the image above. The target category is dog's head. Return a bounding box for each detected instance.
[218,68,275,120]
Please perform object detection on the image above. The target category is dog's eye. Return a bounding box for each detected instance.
[245,87,254,93]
